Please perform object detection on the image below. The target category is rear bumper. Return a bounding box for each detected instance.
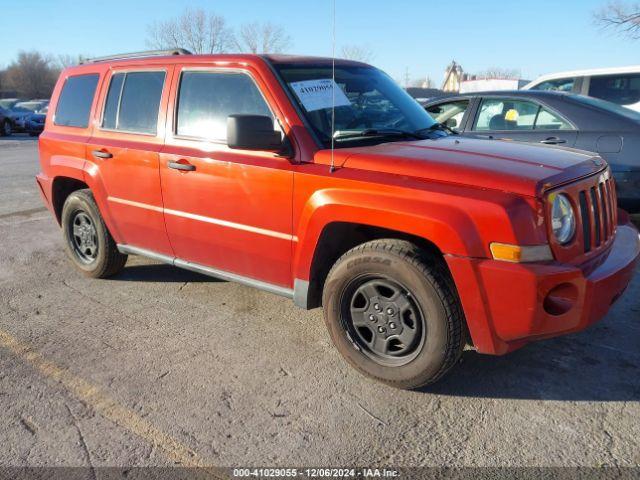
[35,173,55,219]
[447,220,640,355]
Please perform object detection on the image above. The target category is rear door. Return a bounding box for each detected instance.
[86,66,174,255]
[469,97,578,147]
[159,66,294,287]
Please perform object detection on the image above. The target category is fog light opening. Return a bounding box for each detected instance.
[543,283,578,316]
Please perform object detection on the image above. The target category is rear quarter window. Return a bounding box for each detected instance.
[588,73,640,106]
[54,74,99,128]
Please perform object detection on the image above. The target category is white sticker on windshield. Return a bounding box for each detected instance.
[289,79,351,112]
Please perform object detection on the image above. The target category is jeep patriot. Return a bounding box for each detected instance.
[36,50,640,388]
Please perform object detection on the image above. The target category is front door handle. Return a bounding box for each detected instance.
[540,136,567,145]
[168,160,196,172]
[92,149,113,159]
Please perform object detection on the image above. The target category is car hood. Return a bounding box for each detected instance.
[314,136,605,197]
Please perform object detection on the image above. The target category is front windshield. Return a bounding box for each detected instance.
[15,103,41,112]
[274,63,439,147]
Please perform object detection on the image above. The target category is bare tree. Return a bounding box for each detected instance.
[594,1,640,39]
[4,51,59,98]
[54,54,90,69]
[340,44,375,63]
[478,67,521,79]
[235,22,291,53]
[408,76,435,88]
[146,8,234,53]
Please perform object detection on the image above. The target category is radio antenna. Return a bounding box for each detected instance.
[330,0,336,173]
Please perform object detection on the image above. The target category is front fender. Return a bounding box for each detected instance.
[292,185,535,282]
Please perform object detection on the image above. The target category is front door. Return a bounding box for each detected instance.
[469,97,578,147]
[86,67,173,255]
[159,67,294,287]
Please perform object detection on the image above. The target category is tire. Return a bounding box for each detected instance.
[1,120,11,137]
[322,239,464,389]
[61,189,127,278]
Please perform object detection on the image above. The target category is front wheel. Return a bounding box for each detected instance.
[322,239,464,389]
[1,120,11,137]
[61,189,127,278]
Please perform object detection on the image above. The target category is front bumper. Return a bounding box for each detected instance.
[446,219,640,355]
[26,122,44,134]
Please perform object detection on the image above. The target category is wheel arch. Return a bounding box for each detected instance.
[297,221,450,310]
[51,176,90,224]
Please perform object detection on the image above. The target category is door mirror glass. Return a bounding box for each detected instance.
[427,100,468,131]
[227,115,283,151]
[445,117,457,128]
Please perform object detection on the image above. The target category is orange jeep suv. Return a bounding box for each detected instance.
[36,50,640,388]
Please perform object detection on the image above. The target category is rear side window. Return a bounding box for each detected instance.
[101,71,165,134]
[531,77,575,92]
[588,73,640,106]
[54,74,99,128]
[473,98,571,131]
[176,71,272,141]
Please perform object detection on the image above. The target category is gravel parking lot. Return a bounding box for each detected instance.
[1,137,639,471]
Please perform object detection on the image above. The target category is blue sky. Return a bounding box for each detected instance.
[1,0,636,85]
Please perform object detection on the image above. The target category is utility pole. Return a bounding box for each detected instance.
[403,67,410,88]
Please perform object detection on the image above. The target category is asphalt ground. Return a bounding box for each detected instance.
[0,136,639,475]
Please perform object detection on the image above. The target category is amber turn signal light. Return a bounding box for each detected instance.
[490,243,553,263]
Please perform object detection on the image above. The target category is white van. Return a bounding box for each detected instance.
[523,66,640,112]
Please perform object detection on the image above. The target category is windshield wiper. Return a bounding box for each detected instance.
[333,128,426,140]
[420,122,458,135]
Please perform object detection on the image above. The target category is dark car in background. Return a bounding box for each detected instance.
[0,106,14,136]
[0,100,50,136]
[11,101,48,132]
[25,105,47,136]
[424,90,640,212]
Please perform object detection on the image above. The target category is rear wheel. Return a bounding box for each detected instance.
[322,239,464,389]
[61,189,127,278]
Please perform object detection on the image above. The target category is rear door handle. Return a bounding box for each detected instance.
[168,160,196,172]
[92,149,113,159]
[540,137,567,145]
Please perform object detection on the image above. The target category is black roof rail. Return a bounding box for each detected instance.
[80,48,192,64]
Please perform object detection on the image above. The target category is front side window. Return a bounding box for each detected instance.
[588,73,640,105]
[176,71,273,141]
[274,64,439,147]
[426,100,469,130]
[474,98,571,131]
[531,77,575,92]
[101,71,165,134]
[54,74,99,128]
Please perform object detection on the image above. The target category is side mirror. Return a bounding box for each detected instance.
[445,117,458,129]
[227,115,283,152]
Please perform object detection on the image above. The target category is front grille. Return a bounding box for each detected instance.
[577,177,616,253]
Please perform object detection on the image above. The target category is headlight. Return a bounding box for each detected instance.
[550,193,575,244]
